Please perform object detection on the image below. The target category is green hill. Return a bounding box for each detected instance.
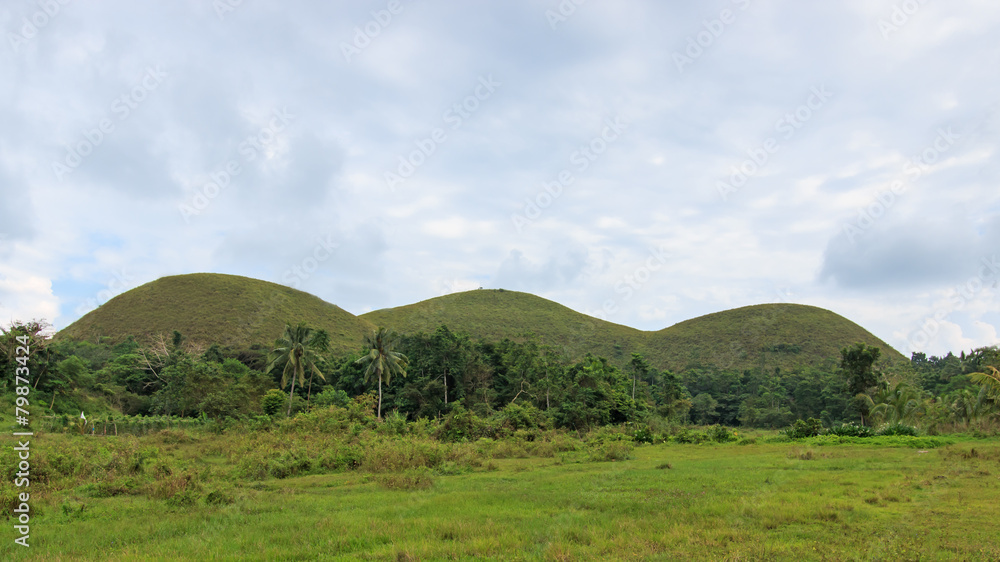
[57,273,374,353]
[57,274,906,372]
[361,291,906,371]
[641,303,907,372]
[359,289,647,362]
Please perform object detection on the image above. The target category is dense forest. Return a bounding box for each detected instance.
[2,319,998,434]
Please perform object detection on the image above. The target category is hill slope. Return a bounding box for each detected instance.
[57,274,907,373]
[642,303,907,372]
[57,273,374,353]
[360,289,646,361]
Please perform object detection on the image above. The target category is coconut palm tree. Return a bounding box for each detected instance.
[266,323,328,416]
[355,327,408,420]
[968,366,1000,399]
[870,382,925,425]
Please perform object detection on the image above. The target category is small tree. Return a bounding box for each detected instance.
[261,389,286,416]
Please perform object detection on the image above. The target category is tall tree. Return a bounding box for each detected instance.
[266,323,327,416]
[840,343,882,425]
[355,327,409,420]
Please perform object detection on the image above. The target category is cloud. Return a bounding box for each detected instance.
[1,0,998,359]
[818,217,997,290]
[492,247,590,293]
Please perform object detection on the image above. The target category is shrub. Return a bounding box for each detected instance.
[785,418,825,439]
[436,406,489,442]
[673,429,709,444]
[829,422,875,437]
[493,403,550,431]
[877,423,919,437]
[377,410,409,437]
[374,468,435,490]
[632,425,655,444]
[586,441,633,462]
[204,489,235,506]
[261,390,286,416]
[311,388,351,409]
[707,425,737,443]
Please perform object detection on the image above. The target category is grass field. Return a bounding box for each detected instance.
[3,428,999,561]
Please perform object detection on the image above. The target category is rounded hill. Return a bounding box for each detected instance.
[643,303,907,372]
[57,273,374,352]
[359,289,647,361]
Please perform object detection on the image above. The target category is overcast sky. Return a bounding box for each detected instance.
[2,0,999,358]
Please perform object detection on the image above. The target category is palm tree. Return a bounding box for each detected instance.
[870,382,925,425]
[266,323,328,417]
[355,327,408,420]
[968,366,1000,399]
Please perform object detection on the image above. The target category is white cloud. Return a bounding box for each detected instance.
[0,0,997,359]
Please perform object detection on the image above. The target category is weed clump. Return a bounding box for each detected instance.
[375,468,435,490]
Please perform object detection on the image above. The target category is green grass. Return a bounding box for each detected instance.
[58,274,906,372]
[3,427,999,560]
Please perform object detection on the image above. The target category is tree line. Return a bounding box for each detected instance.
[1,319,998,432]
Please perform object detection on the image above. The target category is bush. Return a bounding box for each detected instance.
[586,441,633,462]
[204,489,235,506]
[632,425,655,444]
[829,422,875,437]
[312,388,351,409]
[673,428,709,444]
[785,418,825,439]
[261,390,286,416]
[493,403,550,432]
[877,423,919,437]
[707,425,737,443]
[374,468,435,490]
[436,406,489,442]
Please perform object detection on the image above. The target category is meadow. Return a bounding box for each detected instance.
[2,412,999,561]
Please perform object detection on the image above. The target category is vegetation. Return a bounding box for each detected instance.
[56,274,906,375]
[265,323,329,416]
[1,411,998,560]
[56,273,373,353]
[4,274,999,558]
[355,328,409,420]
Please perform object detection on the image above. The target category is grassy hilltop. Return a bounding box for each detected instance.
[57,273,374,354]
[58,274,906,371]
[360,289,648,363]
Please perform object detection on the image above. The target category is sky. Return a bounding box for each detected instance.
[1,0,999,358]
